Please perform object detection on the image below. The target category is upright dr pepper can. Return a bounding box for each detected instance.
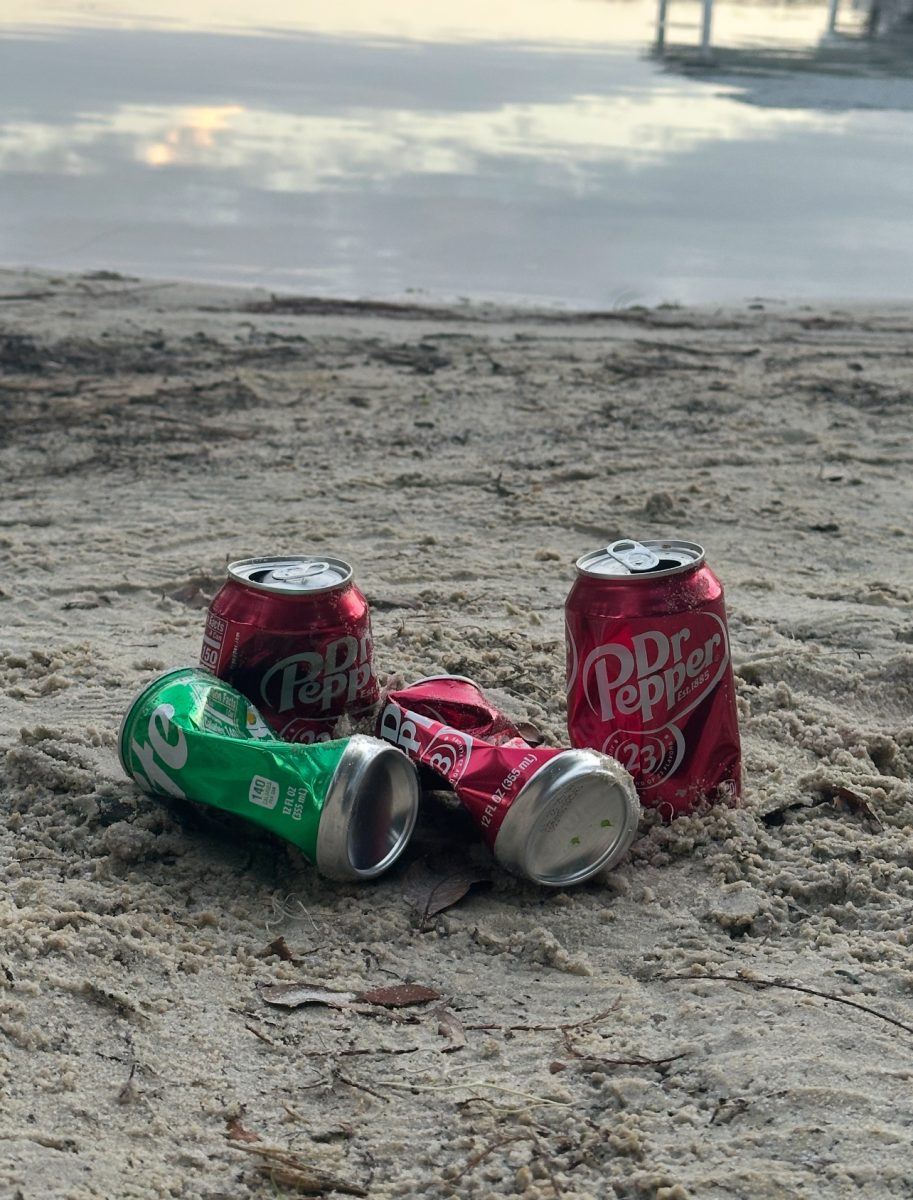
[200,556,378,744]
[565,538,741,818]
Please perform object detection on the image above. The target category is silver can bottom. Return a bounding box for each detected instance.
[316,735,420,880]
[493,749,640,887]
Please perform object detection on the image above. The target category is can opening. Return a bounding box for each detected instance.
[248,565,337,588]
[345,746,419,876]
[608,539,682,575]
[637,558,685,573]
[576,539,704,579]
[228,556,353,594]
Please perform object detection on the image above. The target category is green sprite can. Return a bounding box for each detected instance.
[118,668,419,880]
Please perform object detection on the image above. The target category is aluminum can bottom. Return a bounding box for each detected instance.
[493,748,641,886]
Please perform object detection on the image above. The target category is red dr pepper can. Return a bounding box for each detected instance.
[200,556,378,744]
[566,538,741,818]
[378,675,640,887]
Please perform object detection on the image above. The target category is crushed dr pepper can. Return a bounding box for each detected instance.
[379,675,640,887]
[118,668,419,880]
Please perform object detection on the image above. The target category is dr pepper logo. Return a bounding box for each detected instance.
[578,613,730,731]
[259,635,374,715]
[378,701,473,785]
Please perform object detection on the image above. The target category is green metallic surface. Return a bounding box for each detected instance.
[118,668,348,863]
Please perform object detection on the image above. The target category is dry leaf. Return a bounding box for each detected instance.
[833,786,884,829]
[355,983,441,1008]
[514,721,544,746]
[263,936,294,961]
[432,1004,466,1052]
[62,593,110,611]
[260,983,356,1009]
[402,854,492,927]
[226,1116,261,1144]
[234,1144,367,1197]
[255,1163,363,1196]
[260,980,439,1011]
[168,583,210,607]
[366,593,424,611]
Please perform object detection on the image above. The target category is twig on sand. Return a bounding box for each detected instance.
[375,1077,572,1108]
[449,1134,536,1182]
[333,1066,390,1103]
[243,1021,282,1047]
[463,1004,620,1034]
[465,1003,683,1071]
[661,973,913,1037]
[446,1132,563,1197]
[232,1142,368,1197]
[560,1026,687,1069]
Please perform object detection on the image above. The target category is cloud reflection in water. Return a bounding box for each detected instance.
[1,17,913,305]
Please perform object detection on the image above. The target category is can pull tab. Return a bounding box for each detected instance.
[271,561,331,584]
[605,539,662,573]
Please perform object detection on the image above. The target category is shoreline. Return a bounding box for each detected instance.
[8,265,913,324]
[2,268,913,1200]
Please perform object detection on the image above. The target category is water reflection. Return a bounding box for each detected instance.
[2,2,913,305]
[1,0,656,44]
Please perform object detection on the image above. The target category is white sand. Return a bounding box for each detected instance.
[1,268,912,1199]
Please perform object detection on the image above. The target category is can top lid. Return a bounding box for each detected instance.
[228,555,353,595]
[494,749,640,887]
[576,538,704,580]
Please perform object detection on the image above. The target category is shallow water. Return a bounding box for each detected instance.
[2,0,913,306]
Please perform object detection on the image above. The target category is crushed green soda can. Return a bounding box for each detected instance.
[118,667,419,880]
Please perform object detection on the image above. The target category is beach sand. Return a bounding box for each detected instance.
[1,268,912,1199]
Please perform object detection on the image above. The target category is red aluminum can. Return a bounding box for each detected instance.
[566,538,741,818]
[378,675,640,886]
[200,555,378,743]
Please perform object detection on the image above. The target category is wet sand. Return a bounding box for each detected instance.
[1,268,913,1199]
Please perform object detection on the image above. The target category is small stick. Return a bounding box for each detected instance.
[0,291,56,302]
[464,1004,619,1034]
[449,1132,564,1198]
[232,1142,367,1197]
[537,1150,565,1200]
[661,973,913,1037]
[244,1022,280,1047]
[560,1027,686,1068]
[374,1077,571,1107]
[333,1067,390,1103]
[449,1135,536,1184]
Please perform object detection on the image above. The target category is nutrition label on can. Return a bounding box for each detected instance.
[200,612,227,670]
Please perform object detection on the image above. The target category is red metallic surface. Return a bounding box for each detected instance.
[378,677,562,844]
[565,559,741,817]
[201,576,378,743]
